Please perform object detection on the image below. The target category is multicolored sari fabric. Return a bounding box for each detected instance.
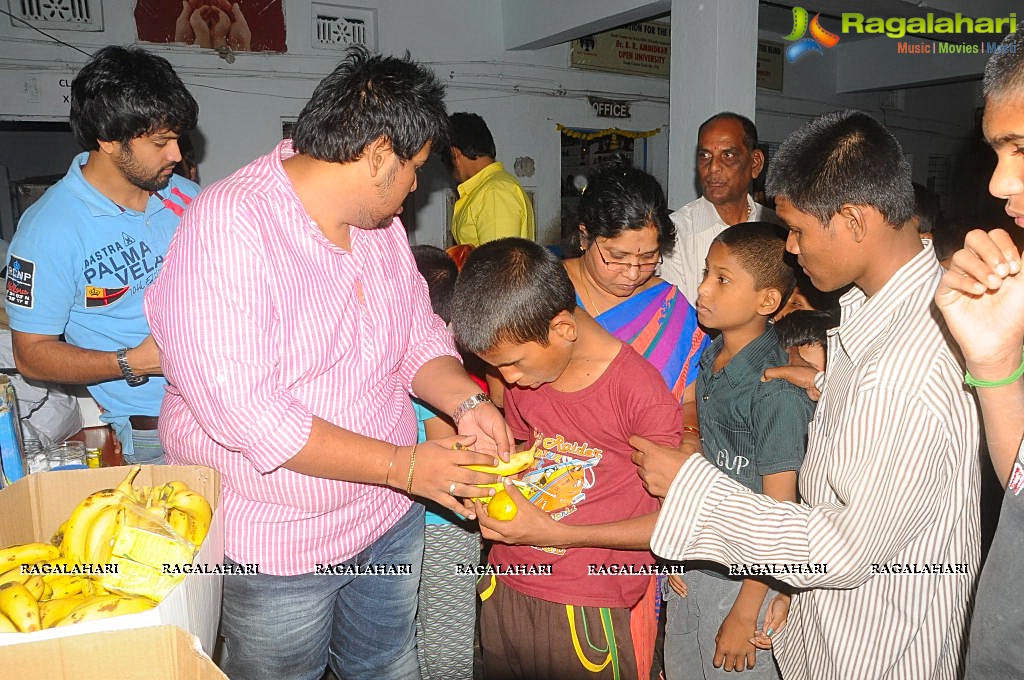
[579,281,709,401]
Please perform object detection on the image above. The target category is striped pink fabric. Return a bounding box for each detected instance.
[145,140,458,575]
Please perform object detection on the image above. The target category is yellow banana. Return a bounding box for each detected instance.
[0,566,30,587]
[55,593,156,627]
[83,504,125,565]
[166,508,193,545]
[463,447,535,475]
[81,579,95,597]
[0,542,61,573]
[113,465,144,503]
[0,611,16,633]
[60,490,134,564]
[140,485,169,520]
[45,574,88,599]
[23,575,45,601]
[50,520,67,548]
[147,484,167,508]
[463,446,537,501]
[158,481,190,504]
[39,596,88,629]
[165,487,213,547]
[0,582,41,631]
[38,560,75,583]
[469,481,504,502]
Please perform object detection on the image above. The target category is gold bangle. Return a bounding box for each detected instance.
[385,445,399,486]
[405,443,418,493]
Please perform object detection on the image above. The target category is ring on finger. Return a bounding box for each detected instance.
[448,482,457,496]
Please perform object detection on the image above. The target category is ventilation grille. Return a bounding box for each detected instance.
[312,3,376,50]
[927,154,951,198]
[8,0,103,31]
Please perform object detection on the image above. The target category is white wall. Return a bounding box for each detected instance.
[0,0,671,248]
[755,31,982,191]
[0,2,984,247]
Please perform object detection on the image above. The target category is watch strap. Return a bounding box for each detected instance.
[452,392,491,427]
[116,347,148,387]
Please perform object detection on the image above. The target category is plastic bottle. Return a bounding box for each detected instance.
[0,375,25,487]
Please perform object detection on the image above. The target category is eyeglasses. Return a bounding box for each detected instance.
[592,242,662,273]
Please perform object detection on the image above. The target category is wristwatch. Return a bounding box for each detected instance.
[452,392,491,427]
[116,348,148,387]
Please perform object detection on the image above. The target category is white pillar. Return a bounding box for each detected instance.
[667,0,759,207]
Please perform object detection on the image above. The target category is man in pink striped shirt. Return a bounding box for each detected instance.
[145,47,510,680]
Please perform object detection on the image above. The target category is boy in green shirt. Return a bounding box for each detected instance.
[663,222,814,679]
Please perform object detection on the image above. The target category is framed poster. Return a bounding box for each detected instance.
[570,21,670,79]
[135,0,287,53]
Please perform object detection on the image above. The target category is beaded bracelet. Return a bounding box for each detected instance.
[964,351,1024,388]
[405,443,419,493]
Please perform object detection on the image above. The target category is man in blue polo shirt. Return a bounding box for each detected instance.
[5,46,199,463]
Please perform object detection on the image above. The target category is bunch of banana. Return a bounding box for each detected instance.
[0,541,135,632]
[137,479,214,549]
[0,465,213,630]
[57,466,212,564]
[0,568,154,631]
[0,542,60,585]
[59,466,145,565]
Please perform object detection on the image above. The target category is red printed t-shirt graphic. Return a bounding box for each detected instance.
[85,285,130,307]
[491,343,682,609]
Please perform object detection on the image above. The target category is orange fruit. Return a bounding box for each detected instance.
[487,488,521,521]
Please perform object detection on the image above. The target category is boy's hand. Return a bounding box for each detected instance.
[750,593,791,650]
[715,611,758,671]
[936,228,1024,368]
[666,573,688,597]
[629,435,693,498]
[473,481,567,548]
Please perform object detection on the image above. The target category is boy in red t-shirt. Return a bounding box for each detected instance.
[450,237,681,680]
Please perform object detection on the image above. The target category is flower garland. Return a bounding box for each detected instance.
[556,124,661,150]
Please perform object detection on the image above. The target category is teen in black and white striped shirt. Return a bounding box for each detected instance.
[635,110,981,679]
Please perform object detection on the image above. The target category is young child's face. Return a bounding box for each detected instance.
[787,342,826,372]
[774,287,815,321]
[984,95,1024,228]
[479,337,572,390]
[696,242,768,332]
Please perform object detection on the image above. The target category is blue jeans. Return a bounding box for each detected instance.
[219,505,425,680]
[663,569,780,680]
[129,426,165,465]
[110,418,166,464]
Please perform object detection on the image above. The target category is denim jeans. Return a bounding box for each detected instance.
[110,418,166,464]
[129,426,165,465]
[663,569,780,680]
[219,504,425,680]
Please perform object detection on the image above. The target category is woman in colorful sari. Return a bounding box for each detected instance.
[562,164,709,679]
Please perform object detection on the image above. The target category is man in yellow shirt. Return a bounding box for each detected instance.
[449,112,535,245]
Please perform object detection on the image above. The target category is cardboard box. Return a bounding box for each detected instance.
[0,465,223,654]
[0,624,228,679]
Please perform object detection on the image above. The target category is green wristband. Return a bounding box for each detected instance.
[964,351,1024,388]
